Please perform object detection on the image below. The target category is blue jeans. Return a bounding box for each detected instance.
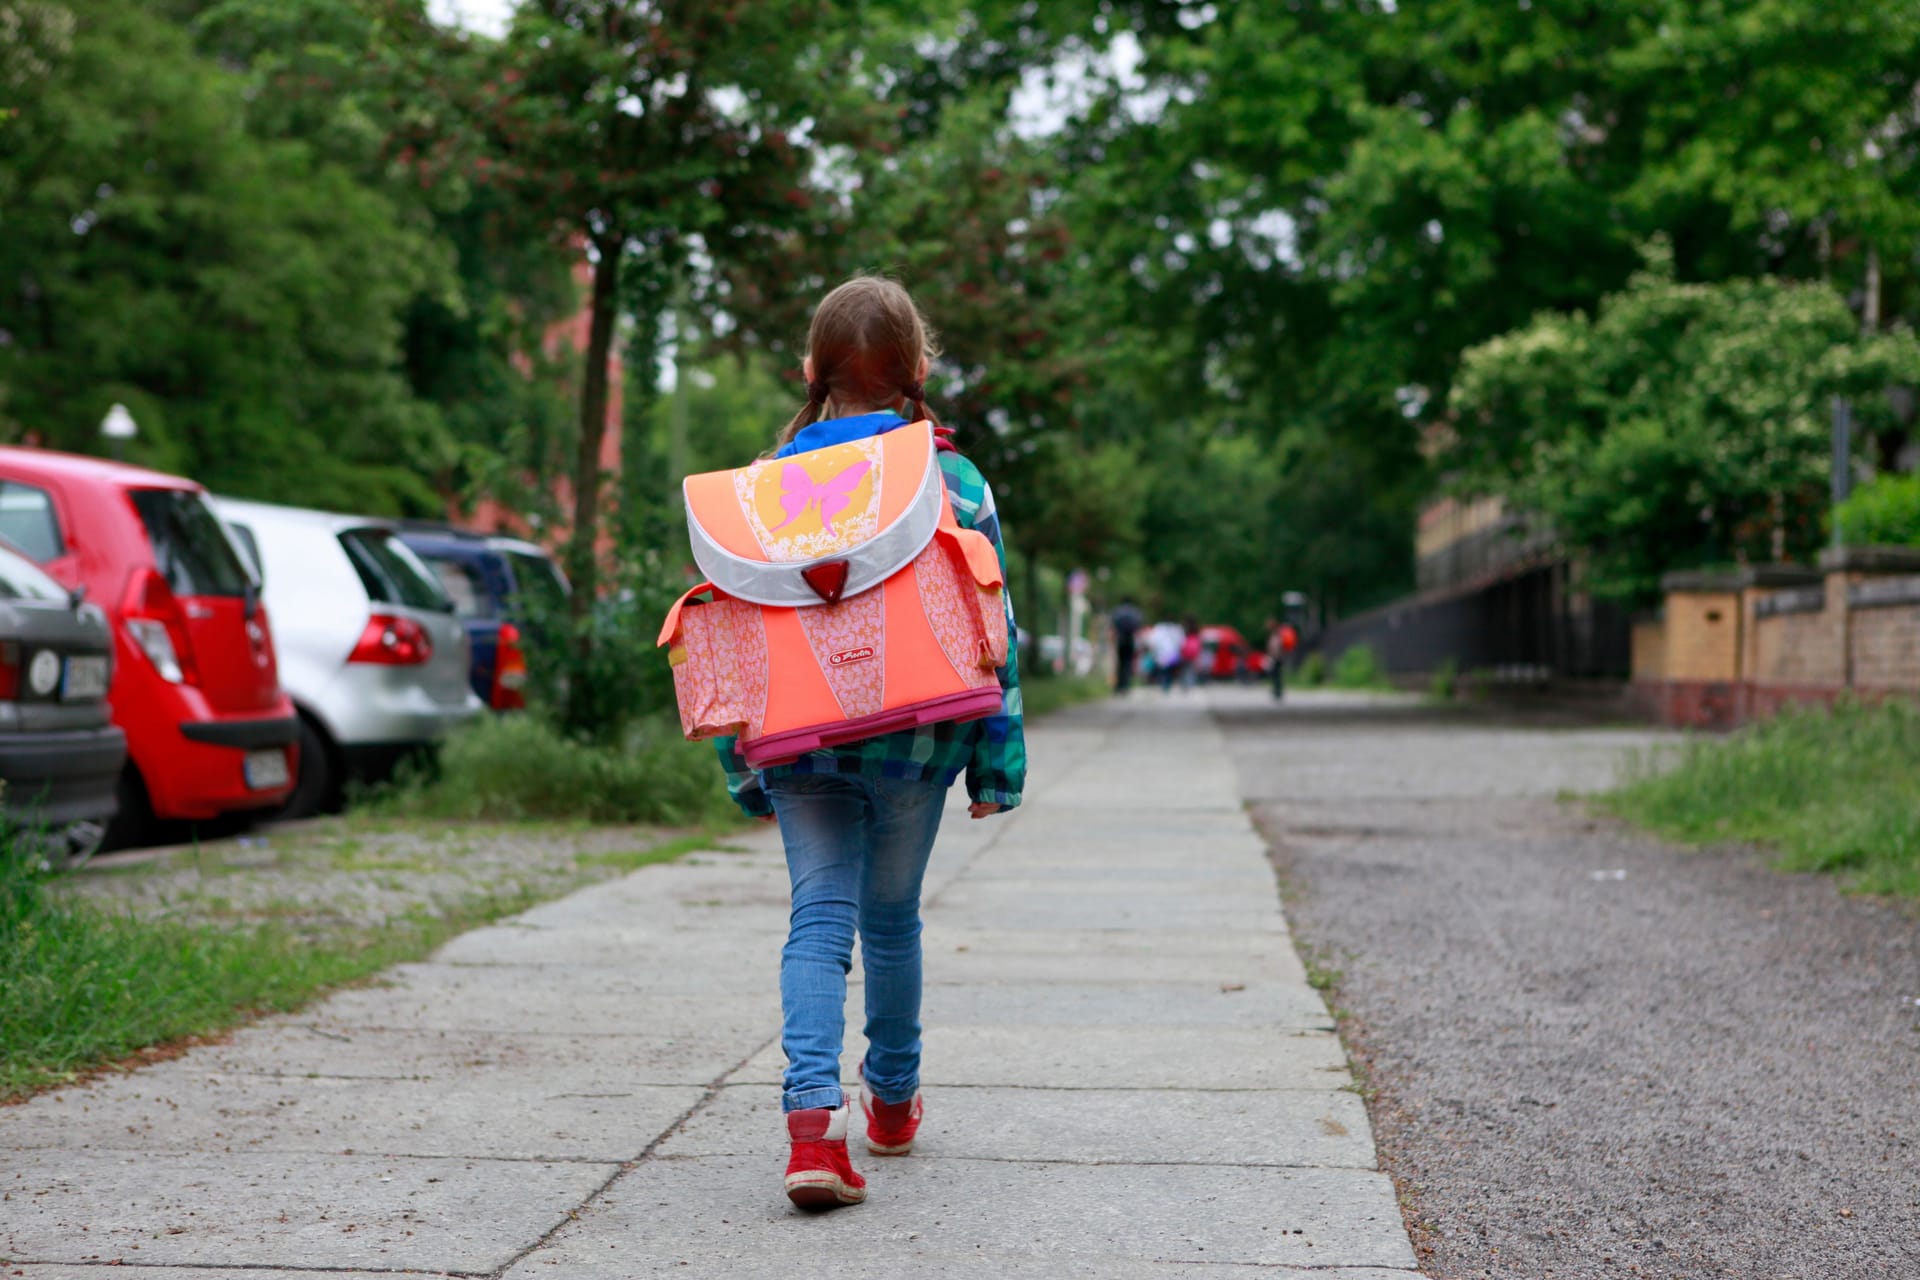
[766,772,948,1114]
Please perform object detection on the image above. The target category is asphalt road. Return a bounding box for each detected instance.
[1215,687,1920,1280]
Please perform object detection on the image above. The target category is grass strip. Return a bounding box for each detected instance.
[1602,698,1920,897]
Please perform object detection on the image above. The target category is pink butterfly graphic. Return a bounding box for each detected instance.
[771,460,872,534]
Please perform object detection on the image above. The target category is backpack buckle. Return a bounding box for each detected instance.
[801,560,851,604]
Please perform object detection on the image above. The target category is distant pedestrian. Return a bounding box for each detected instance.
[1111,597,1143,693]
[1148,620,1184,692]
[1179,615,1203,691]
[706,276,1025,1211]
[1266,617,1298,700]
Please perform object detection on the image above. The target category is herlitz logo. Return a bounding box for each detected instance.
[830,646,876,667]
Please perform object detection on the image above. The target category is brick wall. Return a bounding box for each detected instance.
[1750,578,1846,687]
[1850,578,1920,691]
[1631,552,1920,728]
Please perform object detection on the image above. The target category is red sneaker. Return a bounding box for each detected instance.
[859,1066,923,1156]
[784,1107,866,1209]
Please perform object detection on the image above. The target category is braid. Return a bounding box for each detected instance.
[775,380,831,450]
[902,380,941,431]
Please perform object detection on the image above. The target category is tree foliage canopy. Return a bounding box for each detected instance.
[3,0,1917,639]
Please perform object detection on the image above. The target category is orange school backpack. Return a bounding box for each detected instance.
[657,421,1009,769]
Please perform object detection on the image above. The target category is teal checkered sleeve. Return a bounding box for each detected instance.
[958,471,1024,810]
[715,734,773,818]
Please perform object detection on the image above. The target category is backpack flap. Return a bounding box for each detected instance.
[681,422,945,608]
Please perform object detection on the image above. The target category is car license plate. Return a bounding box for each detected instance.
[244,748,291,791]
[62,656,109,701]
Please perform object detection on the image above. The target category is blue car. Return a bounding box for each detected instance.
[396,528,569,710]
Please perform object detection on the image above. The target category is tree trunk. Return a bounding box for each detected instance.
[1864,243,1882,334]
[568,235,621,623]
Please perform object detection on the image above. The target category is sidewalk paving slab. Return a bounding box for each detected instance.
[501,1155,1413,1275]
[2,1149,613,1272]
[730,1024,1352,1090]
[2,1066,704,1163]
[10,1270,460,1279]
[194,1022,761,1087]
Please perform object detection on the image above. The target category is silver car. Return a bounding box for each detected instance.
[215,499,483,817]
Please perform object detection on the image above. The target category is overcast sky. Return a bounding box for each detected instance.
[428,0,512,37]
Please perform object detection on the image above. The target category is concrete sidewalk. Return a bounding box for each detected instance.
[3,698,1418,1278]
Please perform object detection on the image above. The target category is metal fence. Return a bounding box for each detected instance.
[1310,558,1632,681]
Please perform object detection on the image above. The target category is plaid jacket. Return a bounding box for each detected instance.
[714,436,1025,818]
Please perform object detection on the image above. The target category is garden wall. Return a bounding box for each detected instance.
[1631,548,1920,728]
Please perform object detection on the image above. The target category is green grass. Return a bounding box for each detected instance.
[1328,644,1392,690]
[0,847,556,1100]
[1603,699,1920,897]
[1022,672,1111,719]
[379,712,737,826]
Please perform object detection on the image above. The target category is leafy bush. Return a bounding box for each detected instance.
[1295,653,1326,687]
[384,712,735,826]
[1429,656,1459,701]
[1605,699,1920,896]
[1330,644,1390,689]
[521,541,687,747]
[1833,472,1920,548]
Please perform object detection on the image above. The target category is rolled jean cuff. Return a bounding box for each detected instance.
[782,1084,846,1114]
[861,1063,919,1106]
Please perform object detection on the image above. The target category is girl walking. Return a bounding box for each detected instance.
[711,276,1026,1209]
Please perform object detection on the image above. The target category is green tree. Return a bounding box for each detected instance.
[0,0,448,511]
[1452,264,1920,602]
[451,0,871,619]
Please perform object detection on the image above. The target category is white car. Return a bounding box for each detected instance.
[215,499,483,817]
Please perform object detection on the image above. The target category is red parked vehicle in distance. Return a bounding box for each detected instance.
[0,448,297,844]
[1198,624,1268,682]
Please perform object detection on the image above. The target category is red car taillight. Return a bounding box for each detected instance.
[0,640,20,700]
[350,614,433,666]
[490,622,528,710]
[121,569,198,685]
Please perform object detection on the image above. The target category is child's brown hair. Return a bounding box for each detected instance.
[779,276,942,448]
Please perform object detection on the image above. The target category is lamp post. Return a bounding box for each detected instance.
[1831,395,1853,548]
[100,403,138,462]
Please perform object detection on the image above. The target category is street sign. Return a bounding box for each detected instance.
[101,404,138,440]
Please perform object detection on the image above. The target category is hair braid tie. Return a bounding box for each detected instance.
[806,379,829,403]
[903,380,926,403]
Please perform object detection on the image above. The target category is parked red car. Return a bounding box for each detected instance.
[0,448,297,843]
[1198,625,1268,681]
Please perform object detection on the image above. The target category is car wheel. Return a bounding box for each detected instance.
[278,715,341,820]
[101,763,157,851]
